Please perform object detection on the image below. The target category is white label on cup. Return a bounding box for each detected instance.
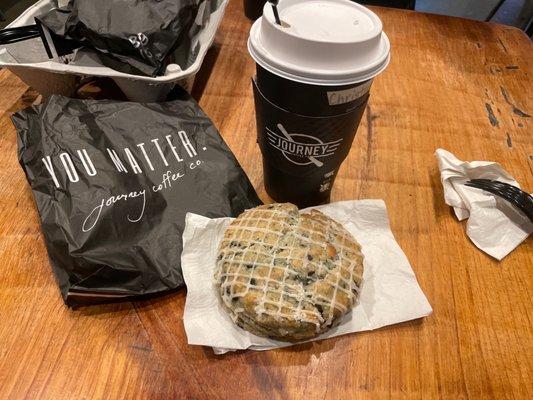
[327,80,372,105]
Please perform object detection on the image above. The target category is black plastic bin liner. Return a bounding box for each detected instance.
[37,0,209,76]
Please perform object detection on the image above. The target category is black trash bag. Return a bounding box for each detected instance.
[12,90,261,306]
[37,0,208,76]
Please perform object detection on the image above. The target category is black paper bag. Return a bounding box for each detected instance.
[12,91,261,306]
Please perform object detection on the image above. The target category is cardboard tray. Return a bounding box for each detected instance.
[0,0,228,101]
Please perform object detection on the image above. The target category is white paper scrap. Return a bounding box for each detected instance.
[435,148,532,260]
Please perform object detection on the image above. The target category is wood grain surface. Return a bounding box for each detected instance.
[0,2,532,399]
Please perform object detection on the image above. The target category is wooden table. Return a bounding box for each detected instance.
[0,2,531,399]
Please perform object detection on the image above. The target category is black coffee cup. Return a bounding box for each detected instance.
[253,65,371,207]
[244,0,267,20]
[248,0,390,207]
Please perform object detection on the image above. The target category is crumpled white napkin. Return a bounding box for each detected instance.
[181,200,432,354]
[435,149,532,260]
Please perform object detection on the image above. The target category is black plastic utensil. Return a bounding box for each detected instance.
[0,25,41,45]
[465,179,533,222]
[269,0,282,25]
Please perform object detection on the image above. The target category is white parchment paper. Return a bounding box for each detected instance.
[181,200,432,354]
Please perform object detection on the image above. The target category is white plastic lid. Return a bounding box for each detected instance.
[248,0,391,85]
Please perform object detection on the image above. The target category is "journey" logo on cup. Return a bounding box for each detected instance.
[266,123,343,167]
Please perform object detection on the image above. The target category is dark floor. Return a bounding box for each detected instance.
[418,0,532,29]
[1,0,532,31]
[0,0,38,29]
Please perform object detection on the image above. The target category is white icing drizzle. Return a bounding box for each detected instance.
[215,206,364,332]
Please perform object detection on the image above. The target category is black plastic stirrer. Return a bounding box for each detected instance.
[269,0,282,25]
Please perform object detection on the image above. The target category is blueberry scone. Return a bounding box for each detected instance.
[214,203,364,342]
